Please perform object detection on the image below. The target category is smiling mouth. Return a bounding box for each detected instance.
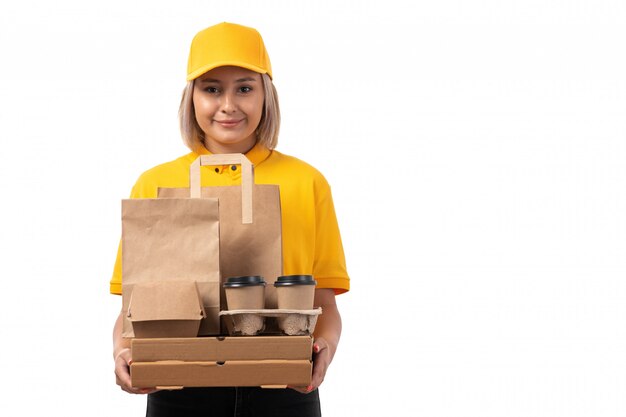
[215,119,243,127]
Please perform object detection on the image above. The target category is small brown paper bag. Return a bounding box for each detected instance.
[128,281,206,338]
[121,196,220,336]
[158,154,283,313]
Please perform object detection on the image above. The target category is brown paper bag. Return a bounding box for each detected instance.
[158,154,283,313]
[127,281,206,338]
[121,196,221,337]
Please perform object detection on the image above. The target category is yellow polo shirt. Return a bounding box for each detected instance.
[110,143,350,295]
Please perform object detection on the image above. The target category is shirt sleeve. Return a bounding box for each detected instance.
[312,177,350,294]
[109,241,123,295]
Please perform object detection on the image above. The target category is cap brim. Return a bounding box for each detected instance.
[187,61,271,81]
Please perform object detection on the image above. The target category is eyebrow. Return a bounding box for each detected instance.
[198,77,258,83]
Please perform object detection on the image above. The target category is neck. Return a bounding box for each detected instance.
[203,138,256,155]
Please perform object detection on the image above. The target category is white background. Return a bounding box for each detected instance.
[1,1,625,416]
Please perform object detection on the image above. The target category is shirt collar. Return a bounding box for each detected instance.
[191,142,272,167]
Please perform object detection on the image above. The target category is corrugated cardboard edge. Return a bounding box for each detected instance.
[131,360,312,388]
[131,335,312,362]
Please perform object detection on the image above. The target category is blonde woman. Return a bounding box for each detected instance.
[111,22,350,416]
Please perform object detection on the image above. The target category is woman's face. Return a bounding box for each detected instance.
[193,66,265,154]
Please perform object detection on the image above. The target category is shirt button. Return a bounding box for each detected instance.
[231,165,237,171]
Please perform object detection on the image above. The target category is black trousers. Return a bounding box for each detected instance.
[146,387,321,417]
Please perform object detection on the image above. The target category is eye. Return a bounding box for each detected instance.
[204,86,219,93]
[239,86,252,93]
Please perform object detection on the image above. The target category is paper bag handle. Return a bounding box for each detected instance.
[190,154,253,224]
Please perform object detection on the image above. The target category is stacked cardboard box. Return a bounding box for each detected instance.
[131,336,312,388]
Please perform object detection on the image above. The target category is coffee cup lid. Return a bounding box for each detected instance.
[223,276,266,288]
[273,275,317,287]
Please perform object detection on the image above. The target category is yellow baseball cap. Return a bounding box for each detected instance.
[186,22,272,81]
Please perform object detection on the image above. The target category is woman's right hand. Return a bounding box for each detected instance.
[114,347,157,394]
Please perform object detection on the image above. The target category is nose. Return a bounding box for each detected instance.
[220,92,237,114]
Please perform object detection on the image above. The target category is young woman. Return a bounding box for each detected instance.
[111,22,350,416]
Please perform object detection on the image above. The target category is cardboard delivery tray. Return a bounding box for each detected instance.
[130,335,313,388]
[131,335,312,362]
[131,360,312,388]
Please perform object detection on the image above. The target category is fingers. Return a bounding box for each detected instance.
[287,338,330,394]
[114,348,157,395]
[288,385,312,394]
[114,348,132,386]
[308,338,330,392]
[313,339,328,355]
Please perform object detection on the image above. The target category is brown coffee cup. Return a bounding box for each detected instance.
[273,275,317,310]
[223,276,266,310]
[223,276,266,335]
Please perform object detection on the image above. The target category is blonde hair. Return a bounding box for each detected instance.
[179,73,280,152]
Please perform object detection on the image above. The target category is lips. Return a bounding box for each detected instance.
[215,119,243,128]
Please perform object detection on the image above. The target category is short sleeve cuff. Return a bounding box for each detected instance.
[110,281,122,295]
[315,276,350,295]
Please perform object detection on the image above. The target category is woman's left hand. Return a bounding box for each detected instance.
[290,337,333,394]
[289,289,341,394]
[310,337,332,390]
